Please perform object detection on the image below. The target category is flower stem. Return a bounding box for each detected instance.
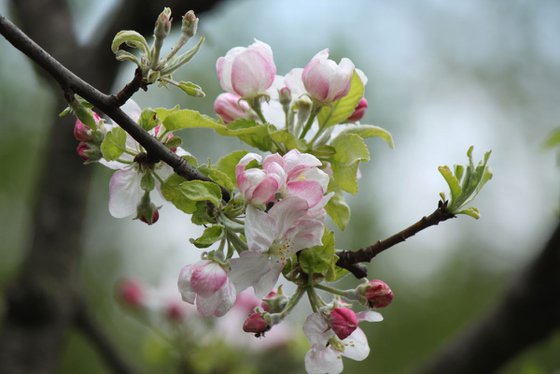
[315,284,353,299]
[299,105,321,139]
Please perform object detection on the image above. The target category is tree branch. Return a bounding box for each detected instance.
[419,222,560,373]
[0,14,231,202]
[74,299,136,374]
[336,202,456,278]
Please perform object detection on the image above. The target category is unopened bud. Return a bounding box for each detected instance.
[136,192,159,225]
[154,7,172,39]
[279,87,292,108]
[165,302,185,323]
[347,97,368,122]
[117,279,144,309]
[328,307,358,340]
[74,112,100,142]
[76,142,101,162]
[182,10,198,37]
[363,279,393,308]
[261,290,288,313]
[243,312,270,336]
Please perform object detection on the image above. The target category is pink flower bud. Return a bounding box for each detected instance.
[190,261,228,296]
[302,49,355,103]
[364,279,394,308]
[328,307,358,340]
[138,209,159,225]
[214,93,253,124]
[117,279,144,309]
[243,312,270,336]
[216,40,276,98]
[347,97,368,122]
[261,290,288,313]
[165,302,185,323]
[76,142,90,161]
[73,112,101,142]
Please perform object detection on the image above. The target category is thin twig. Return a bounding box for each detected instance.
[110,67,147,106]
[336,202,456,278]
[0,14,230,201]
[74,300,137,374]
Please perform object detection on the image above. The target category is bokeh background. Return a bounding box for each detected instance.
[1,0,559,373]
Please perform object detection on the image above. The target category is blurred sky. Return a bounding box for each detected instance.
[1,0,560,371]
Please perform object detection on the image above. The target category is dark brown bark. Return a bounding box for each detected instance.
[420,222,560,374]
[0,1,226,372]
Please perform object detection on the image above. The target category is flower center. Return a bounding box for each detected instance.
[268,240,292,264]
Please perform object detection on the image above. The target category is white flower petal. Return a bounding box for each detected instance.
[342,328,370,361]
[303,312,333,346]
[177,264,196,304]
[305,346,343,374]
[108,168,143,218]
[229,251,271,293]
[356,310,383,323]
[245,205,276,252]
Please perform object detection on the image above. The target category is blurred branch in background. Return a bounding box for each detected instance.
[421,222,560,374]
[0,0,225,372]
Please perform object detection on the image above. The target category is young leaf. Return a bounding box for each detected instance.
[317,71,364,128]
[335,124,394,149]
[325,191,351,230]
[100,127,127,161]
[111,30,149,55]
[160,174,196,213]
[177,81,205,98]
[138,108,159,131]
[190,225,224,248]
[162,109,225,131]
[299,230,336,276]
[198,165,234,192]
[179,180,222,207]
[215,150,249,185]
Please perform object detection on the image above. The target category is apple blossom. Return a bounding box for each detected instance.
[117,279,145,309]
[216,40,276,98]
[229,196,324,297]
[303,310,382,374]
[362,279,394,308]
[347,97,368,122]
[178,260,236,317]
[214,92,254,124]
[243,312,270,336]
[235,149,330,209]
[328,307,358,340]
[302,49,355,103]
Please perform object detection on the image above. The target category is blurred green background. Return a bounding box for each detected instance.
[1,0,559,373]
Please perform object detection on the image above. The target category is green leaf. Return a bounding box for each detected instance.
[191,201,216,225]
[190,225,224,248]
[335,124,394,149]
[438,166,462,203]
[198,165,234,192]
[325,264,349,282]
[162,109,225,131]
[331,133,370,165]
[160,174,196,213]
[111,30,149,55]
[317,71,364,127]
[100,127,127,161]
[299,230,336,276]
[269,129,304,150]
[331,163,361,194]
[215,150,249,185]
[179,180,222,207]
[312,145,336,159]
[457,207,480,219]
[543,128,560,148]
[138,108,159,131]
[216,120,273,151]
[325,191,351,230]
[176,81,205,98]
[329,133,370,194]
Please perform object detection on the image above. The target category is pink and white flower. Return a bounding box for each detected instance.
[178,260,236,317]
[303,310,382,374]
[229,196,324,297]
[99,100,187,220]
[214,92,254,124]
[216,40,276,98]
[302,49,355,103]
[235,149,330,209]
